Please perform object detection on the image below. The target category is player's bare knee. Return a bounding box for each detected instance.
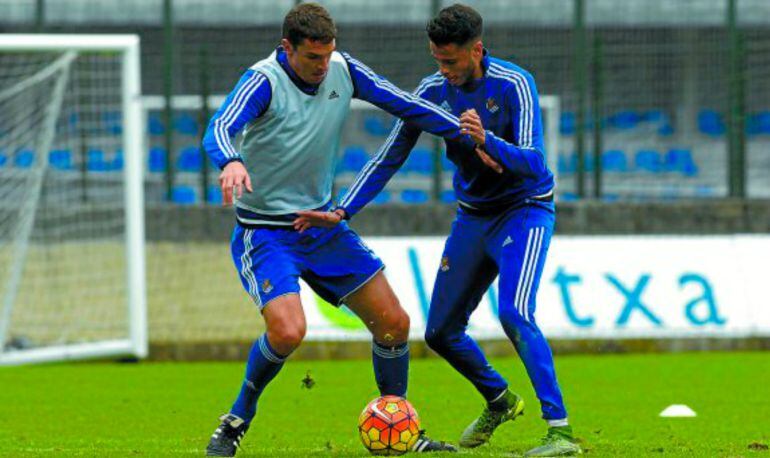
[375,307,409,344]
[268,325,305,353]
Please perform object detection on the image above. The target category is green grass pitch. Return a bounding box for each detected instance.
[1,352,768,457]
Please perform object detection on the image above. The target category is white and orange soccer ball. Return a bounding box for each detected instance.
[358,395,420,455]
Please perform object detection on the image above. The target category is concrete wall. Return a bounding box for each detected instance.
[145,199,770,241]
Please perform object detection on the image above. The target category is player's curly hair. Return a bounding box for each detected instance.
[282,3,337,47]
[426,4,483,46]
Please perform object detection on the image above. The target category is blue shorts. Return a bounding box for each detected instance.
[231,222,384,310]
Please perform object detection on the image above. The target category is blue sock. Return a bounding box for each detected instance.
[372,340,409,397]
[230,334,287,423]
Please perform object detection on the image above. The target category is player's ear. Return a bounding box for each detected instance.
[281,38,294,56]
[471,40,483,58]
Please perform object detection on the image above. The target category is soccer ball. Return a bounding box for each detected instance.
[358,395,420,455]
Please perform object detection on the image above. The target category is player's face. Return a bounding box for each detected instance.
[429,40,483,87]
[282,38,336,85]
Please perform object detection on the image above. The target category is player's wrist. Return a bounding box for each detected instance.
[331,207,349,220]
[221,157,244,170]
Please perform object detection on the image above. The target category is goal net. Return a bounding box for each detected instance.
[0,35,146,365]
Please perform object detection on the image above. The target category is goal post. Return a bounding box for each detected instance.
[0,35,147,365]
[539,95,561,198]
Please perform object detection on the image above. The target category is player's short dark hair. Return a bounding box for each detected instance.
[282,3,337,47]
[426,3,483,46]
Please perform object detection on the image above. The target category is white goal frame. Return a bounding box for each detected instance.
[539,95,560,195]
[0,35,147,365]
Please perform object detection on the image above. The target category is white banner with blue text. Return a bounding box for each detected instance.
[299,235,770,341]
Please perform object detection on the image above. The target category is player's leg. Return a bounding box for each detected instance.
[425,212,524,448]
[229,294,306,422]
[424,213,507,400]
[207,225,303,457]
[301,223,456,452]
[344,271,411,397]
[489,203,580,456]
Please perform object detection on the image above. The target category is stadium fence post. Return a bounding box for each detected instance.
[727,0,746,198]
[591,32,603,199]
[163,0,175,201]
[199,45,211,204]
[573,0,587,199]
[34,0,45,32]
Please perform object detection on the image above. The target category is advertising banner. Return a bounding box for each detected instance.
[301,235,770,341]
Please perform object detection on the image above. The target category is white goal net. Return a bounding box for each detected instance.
[0,35,146,365]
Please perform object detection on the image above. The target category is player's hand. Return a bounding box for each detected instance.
[219,161,252,207]
[476,147,503,174]
[293,209,345,233]
[460,109,486,146]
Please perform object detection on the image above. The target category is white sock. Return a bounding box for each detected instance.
[547,418,569,428]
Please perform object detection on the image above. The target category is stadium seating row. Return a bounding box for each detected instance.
[558,109,770,137]
[558,148,698,176]
[0,145,699,177]
[75,109,770,138]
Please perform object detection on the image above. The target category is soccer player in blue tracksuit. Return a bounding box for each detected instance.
[201,3,467,456]
[297,4,581,457]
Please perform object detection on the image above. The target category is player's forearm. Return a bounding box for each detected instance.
[202,70,271,170]
[338,161,403,218]
[338,121,417,218]
[202,125,243,170]
[483,131,547,177]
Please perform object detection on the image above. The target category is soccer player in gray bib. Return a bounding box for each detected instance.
[201,3,472,456]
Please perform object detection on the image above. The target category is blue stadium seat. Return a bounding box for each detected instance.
[112,150,124,171]
[372,190,391,204]
[14,149,35,168]
[746,111,770,136]
[601,193,620,202]
[635,149,662,173]
[148,146,167,172]
[664,148,697,176]
[403,148,433,175]
[174,113,199,136]
[606,110,640,130]
[658,124,675,136]
[363,115,394,137]
[698,110,725,136]
[171,185,197,205]
[148,113,164,135]
[177,146,202,172]
[440,189,456,203]
[87,149,110,172]
[560,112,575,135]
[602,150,627,172]
[401,189,429,204]
[339,146,369,173]
[207,185,223,205]
[102,111,122,135]
[560,192,579,201]
[49,149,73,170]
[0,150,6,168]
[640,110,665,123]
